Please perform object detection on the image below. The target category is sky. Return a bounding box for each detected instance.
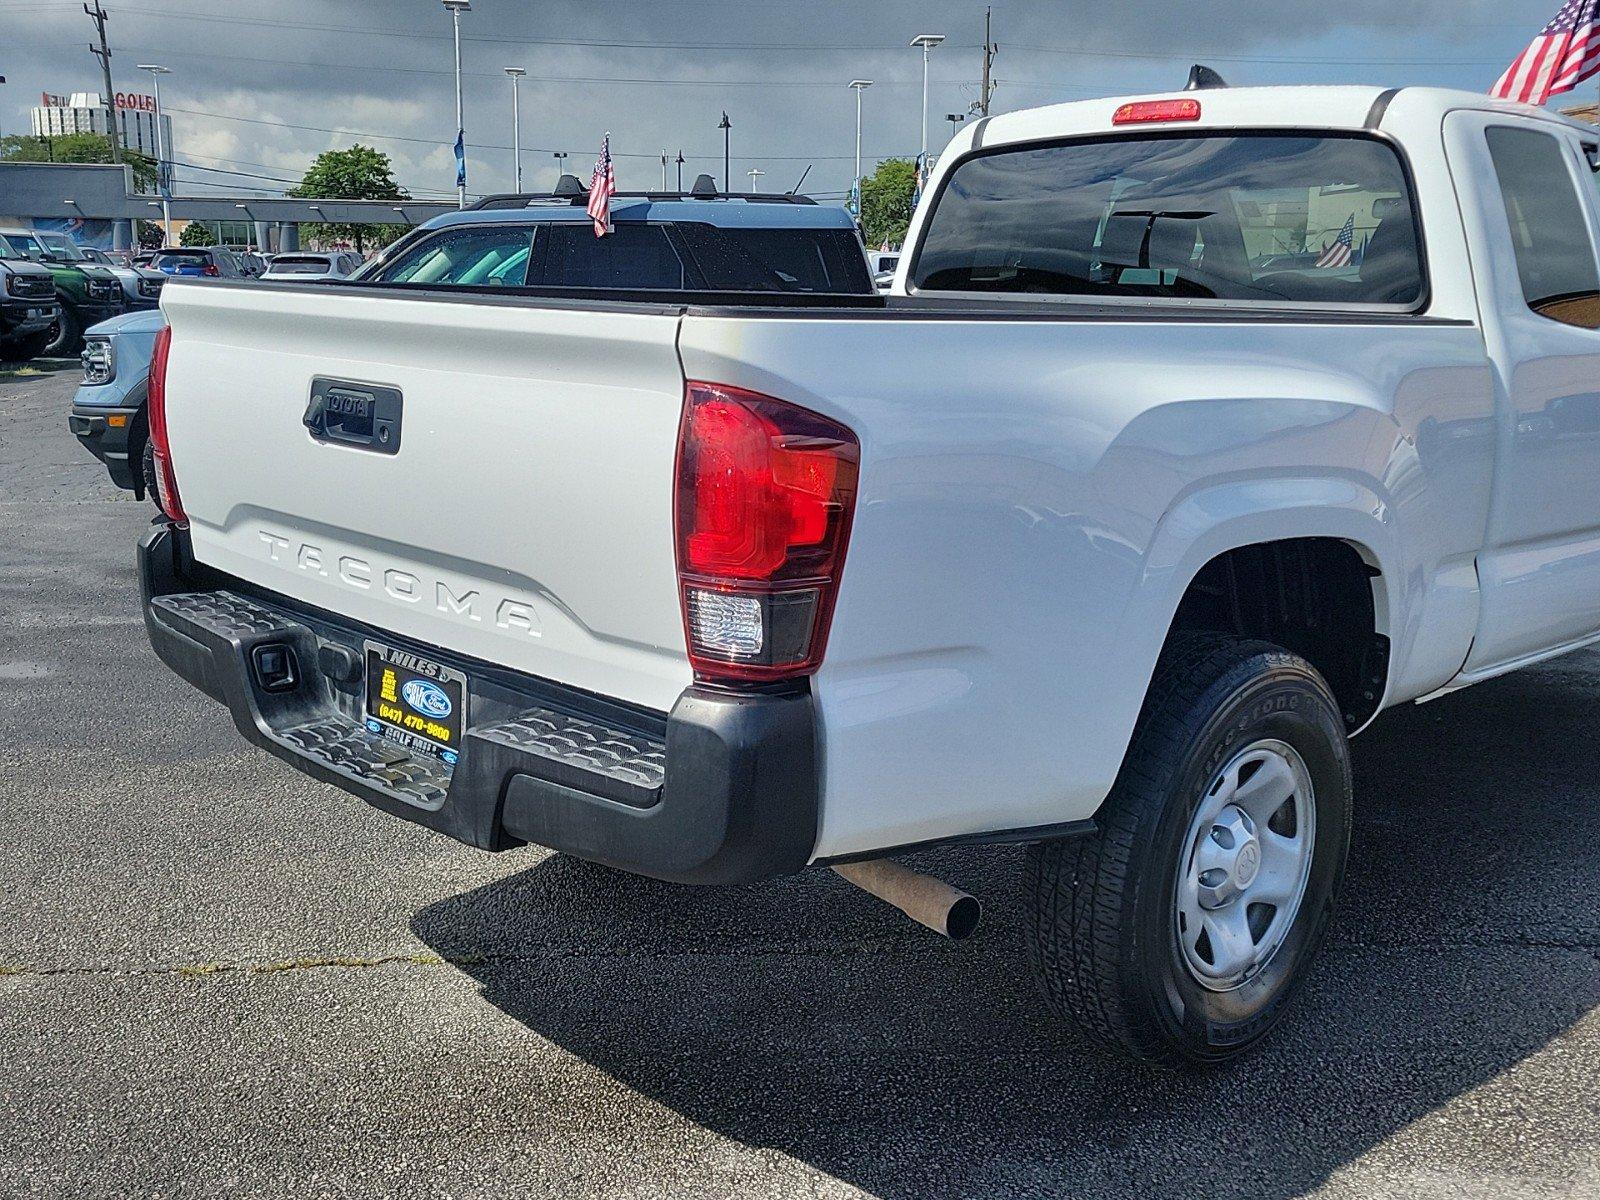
[0,0,1590,204]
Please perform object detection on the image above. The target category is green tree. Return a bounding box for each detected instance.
[289,144,408,253]
[0,132,158,193]
[859,158,918,251]
[179,220,215,247]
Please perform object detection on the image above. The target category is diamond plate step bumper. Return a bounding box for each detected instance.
[140,524,819,883]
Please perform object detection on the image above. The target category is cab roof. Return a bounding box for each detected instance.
[418,196,859,234]
[954,85,1598,154]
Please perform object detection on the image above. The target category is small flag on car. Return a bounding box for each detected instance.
[1491,0,1600,106]
[1314,214,1356,269]
[588,134,616,238]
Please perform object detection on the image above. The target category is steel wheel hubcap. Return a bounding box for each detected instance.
[1175,739,1315,991]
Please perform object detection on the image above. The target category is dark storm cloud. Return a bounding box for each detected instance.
[0,0,1562,198]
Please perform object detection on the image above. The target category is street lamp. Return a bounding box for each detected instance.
[136,63,172,244]
[503,67,525,192]
[945,112,966,141]
[443,0,471,208]
[746,166,765,193]
[909,35,945,182]
[675,150,685,191]
[848,80,872,216]
[718,111,732,195]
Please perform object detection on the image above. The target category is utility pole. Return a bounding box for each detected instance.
[85,1,123,163]
[978,6,997,118]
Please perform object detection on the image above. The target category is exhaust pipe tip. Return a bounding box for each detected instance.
[832,859,982,941]
[944,893,982,941]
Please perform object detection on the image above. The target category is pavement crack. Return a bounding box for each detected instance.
[0,951,479,980]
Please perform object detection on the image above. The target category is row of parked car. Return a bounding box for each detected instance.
[62,187,876,504]
[0,233,366,362]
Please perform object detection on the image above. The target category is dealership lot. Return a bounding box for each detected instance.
[1,363,1597,1199]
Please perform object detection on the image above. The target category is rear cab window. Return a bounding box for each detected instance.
[269,256,338,275]
[911,132,1425,307]
[368,218,873,294]
[1485,125,1600,330]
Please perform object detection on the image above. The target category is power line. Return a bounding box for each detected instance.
[3,2,944,51]
[21,42,944,87]
[3,3,1521,69]
[160,104,920,163]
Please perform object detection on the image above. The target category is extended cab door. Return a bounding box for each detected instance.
[1445,110,1600,672]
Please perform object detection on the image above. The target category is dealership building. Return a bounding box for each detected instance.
[31,91,172,160]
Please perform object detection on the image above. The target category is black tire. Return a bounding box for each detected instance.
[43,306,82,358]
[140,435,158,504]
[1025,633,1352,1065]
[0,330,53,363]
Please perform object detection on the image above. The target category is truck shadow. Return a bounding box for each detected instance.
[411,653,1600,1200]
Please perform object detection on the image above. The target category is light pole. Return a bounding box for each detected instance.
[660,151,669,191]
[945,112,965,143]
[136,64,172,244]
[848,79,872,216]
[718,111,731,195]
[746,167,765,193]
[909,34,945,182]
[504,66,525,192]
[675,151,685,191]
[444,0,471,208]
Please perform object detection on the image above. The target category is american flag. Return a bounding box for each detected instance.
[1315,214,1356,269]
[587,134,616,238]
[1491,0,1600,106]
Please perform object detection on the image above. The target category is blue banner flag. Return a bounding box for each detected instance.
[454,130,466,188]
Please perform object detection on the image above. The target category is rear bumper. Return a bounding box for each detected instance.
[70,402,142,491]
[140,524,819,884]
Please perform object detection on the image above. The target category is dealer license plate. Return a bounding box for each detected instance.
[363,640,466,763]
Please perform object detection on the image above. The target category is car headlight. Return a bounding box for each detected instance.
[88,279,119,301]
[137,275,163,298]
[4,274,21,296]
[81,338,114,386]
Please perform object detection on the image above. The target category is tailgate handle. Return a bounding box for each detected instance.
[305,378,403,456]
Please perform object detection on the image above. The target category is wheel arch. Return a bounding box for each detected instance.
[1128,476,1400,733]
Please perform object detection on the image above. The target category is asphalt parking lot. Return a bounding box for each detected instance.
[1,361,1597,1200]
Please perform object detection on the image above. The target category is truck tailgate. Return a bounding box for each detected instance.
[158,282,692,713]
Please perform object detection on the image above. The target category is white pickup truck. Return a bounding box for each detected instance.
[140,85,1600,1064]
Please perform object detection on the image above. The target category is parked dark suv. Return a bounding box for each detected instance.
[150,247,246,278]
[0,227,125,356]
[0,233,62,363]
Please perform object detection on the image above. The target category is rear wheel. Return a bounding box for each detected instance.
[42,306,82,358]
[1025,633,1352,1065]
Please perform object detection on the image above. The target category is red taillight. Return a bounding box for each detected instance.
[201,263,220,277]
[1112,98,1202,125]
[146,324,186,525]
[674,381,859,684]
